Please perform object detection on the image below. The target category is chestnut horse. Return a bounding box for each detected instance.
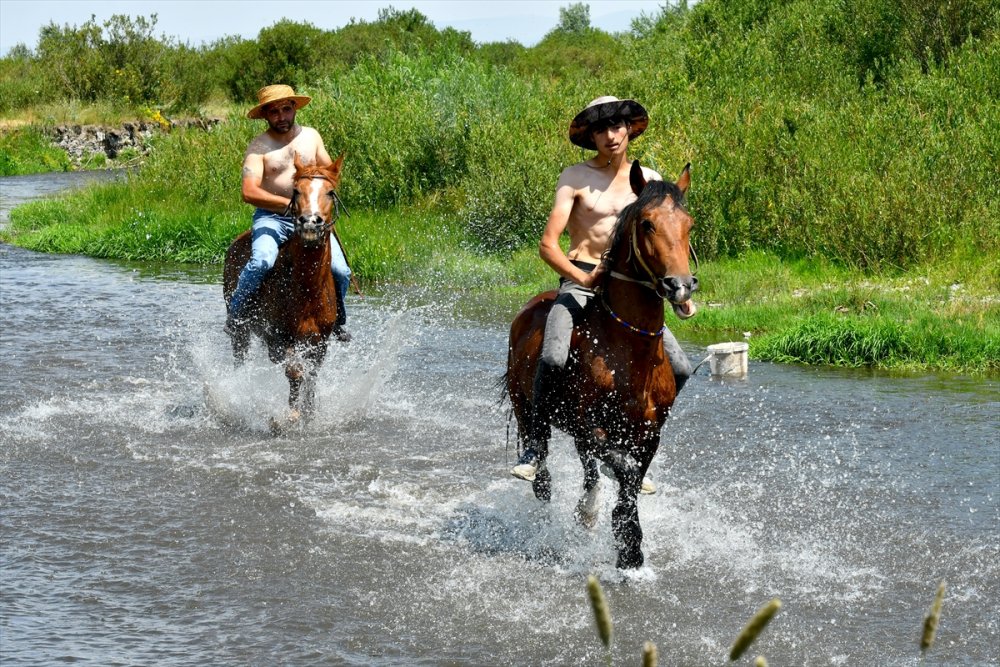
[223,153,345,423]
[505,161,697,568]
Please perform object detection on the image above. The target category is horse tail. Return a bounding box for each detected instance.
[495,371,518,459]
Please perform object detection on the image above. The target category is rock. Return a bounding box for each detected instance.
[47,117,221,167]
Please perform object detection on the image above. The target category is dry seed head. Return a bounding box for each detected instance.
[586,574,613,648]
[921,580,946,653]
[730,598,782,661]
[642,640,658,667]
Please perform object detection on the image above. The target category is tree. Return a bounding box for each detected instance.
[557,3,591,34]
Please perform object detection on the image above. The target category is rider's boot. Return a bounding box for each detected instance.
[663,329,692,395]
[511,360,560,481]
[332,285,351,342]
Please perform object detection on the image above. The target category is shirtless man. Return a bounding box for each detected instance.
[226,84,352,341]
[511,96,692,484]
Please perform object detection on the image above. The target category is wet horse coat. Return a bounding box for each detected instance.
[505,161,697,568]
[223,153,345,420]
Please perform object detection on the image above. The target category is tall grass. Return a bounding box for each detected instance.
[0,126,70,175]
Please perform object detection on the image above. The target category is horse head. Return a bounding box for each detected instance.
[289,152,345,246]
[609,160,698,319]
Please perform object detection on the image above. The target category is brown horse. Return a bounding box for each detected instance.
[223,153,345,424]
[505,161,697,568]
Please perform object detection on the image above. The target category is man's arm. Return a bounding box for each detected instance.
[241,151,289,214]
[538,176,602,288]
[312,129,333,168]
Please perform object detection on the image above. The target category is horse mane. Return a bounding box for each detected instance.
[295,163,332,179]
[600,178,687,276]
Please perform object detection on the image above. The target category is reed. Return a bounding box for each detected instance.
[921,580,946,654]
[729,598,782,661]
[586,574,613,649]
[641,640,658,667]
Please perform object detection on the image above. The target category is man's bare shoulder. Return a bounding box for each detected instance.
[557,161,597,188]
[641,165,663,182]
[245,132,275,157]
[298,126,321,139]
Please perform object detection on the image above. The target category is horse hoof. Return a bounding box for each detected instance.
[269,409,302,435]
[640,475,656,495]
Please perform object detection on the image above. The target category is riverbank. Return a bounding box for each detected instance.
[0,114,224,175]
[2,171,997,375]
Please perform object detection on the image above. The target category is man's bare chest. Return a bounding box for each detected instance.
[577,181,637,220]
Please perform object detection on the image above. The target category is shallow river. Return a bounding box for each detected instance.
[1,172,998,665]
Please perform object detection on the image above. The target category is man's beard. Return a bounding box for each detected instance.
[268,120,293,134]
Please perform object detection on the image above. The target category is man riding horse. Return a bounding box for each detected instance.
[225,84,352,342]
[510,96,693,486]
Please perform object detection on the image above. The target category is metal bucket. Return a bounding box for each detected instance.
[705,341,749,377]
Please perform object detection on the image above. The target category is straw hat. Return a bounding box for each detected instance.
[247,84,312,120]
[568,96,649,150]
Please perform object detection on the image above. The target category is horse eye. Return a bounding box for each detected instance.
[327,190,335,198]
[641,219,655,233]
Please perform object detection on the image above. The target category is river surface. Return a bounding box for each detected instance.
[1,171,998,665]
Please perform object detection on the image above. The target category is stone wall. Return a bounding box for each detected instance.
[49,118,221,164]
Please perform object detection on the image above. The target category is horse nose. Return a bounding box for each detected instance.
[661,275,698,300]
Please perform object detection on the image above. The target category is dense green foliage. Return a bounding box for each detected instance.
[0,126,71,175]
[2,0,998,371]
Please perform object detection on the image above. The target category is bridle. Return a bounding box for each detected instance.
[600,211,699,338]
[282,171,364,298]
[608,216,699,291]
[282,173,350,233]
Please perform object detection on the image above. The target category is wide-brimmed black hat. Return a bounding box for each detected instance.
[568,96,649,150]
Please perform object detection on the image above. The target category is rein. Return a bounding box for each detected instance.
[599,294,666,338]
[282,174,350,231]
[608,214,699,292]
[282,173,364,298]
[600,213,699,338]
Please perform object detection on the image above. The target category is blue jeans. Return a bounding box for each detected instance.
[228,208,351,323]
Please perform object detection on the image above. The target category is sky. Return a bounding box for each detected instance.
[0,0,670,54]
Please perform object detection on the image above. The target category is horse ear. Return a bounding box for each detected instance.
[293,151,305,174]
[327,152,345,187]
[676,163,691,195]
[629,159,647,196]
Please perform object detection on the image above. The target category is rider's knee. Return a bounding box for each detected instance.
[246,256,274,274]
[540,346,569,370]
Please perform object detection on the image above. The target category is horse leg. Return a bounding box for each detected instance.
[606,447,645,569]
[229,324,250,366]
[574,443,602,530]
[285,356,305,420]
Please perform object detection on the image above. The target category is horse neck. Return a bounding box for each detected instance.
[602,249,666,339]
[283,235,333,292]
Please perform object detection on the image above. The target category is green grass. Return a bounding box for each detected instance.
[673,251,1000,374]
[0,126,71,175]
[4,178,997,374]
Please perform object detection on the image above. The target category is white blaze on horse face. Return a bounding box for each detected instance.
[306,180,324,219]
